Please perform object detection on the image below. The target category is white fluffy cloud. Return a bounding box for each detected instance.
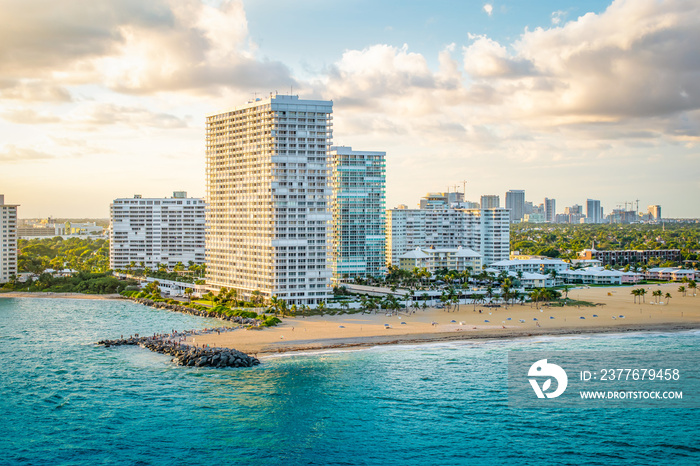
[0,0,294,97]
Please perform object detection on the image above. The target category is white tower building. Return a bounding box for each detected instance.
[205,95,333,305]
[0,195,19,284]
[110,192,205,270]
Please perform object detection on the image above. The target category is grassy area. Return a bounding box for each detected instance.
[548,298,599,307]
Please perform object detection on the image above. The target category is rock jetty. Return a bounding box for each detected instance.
[129,297,261,326]
[98,336,260,368]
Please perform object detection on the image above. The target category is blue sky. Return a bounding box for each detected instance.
[0,0,698,218]
[243,0,609,75]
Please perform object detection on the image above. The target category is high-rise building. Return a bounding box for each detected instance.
[205,95,333,305]
[480,195,500,209]
[386,193,510,267]
[110,192,205,270]
[0,195,19,284]
[420,192,464,209]
[463,208,511,265]
[544,198,556,223]
[647,205,661,220]
[505,190,525,223]
[586,199,602,224]
[565,205,582,215]
[330,146,386,282]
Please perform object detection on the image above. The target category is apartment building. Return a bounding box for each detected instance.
[329,146,386,282]
[386,193,510,268]
[399,247,482,274]
[0,195,19,283]
[205,95,333,305]
[110,192,205,269]
[505,190,525,223]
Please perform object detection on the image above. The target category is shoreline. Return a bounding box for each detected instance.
[0,291,124,300]
[187,283,700,356]
[256,322,700,357]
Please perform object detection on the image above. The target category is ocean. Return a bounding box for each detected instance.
[1,297,698,466]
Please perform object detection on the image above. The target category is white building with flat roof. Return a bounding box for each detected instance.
[489,258,570,275]
[386,194,510,268]
[110,192,205,270]
[330,146,386,282]
[0,195,19,283]
[399,247,482,274]
[205,95,333,305]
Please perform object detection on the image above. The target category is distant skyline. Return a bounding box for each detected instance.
[1,0,699,218]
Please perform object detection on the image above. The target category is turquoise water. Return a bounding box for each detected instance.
[1,297,698,466]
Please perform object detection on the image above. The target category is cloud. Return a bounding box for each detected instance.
[551,10,567,25]
[463,36,536,78]
[0,145,55,162]
[81,104,189,128]
[0,80,72,102]
[0,0,295,97]
[1,109,61,124]
[483,4,493,16]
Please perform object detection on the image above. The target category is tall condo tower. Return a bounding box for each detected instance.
[0,195,19,284]
[586,199,602,224]
[544,198,556,223]
[505,190,525,223]
[480,195,500,209]
[205,95,333,305]
[329,146,386,283]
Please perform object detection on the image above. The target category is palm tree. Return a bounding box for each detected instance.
[638,288,647,303]
[562,285,571,299]
[631,288,638,304]
[678,285,687,297]
[689,280,697,296]
[485,285,494,304]
[184,287,193,303]
[269,295,280,316]
[652,289,662,303]
[665,292,672,304]
[278,300,288,317]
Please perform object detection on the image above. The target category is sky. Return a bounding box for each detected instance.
[1,0,699,218]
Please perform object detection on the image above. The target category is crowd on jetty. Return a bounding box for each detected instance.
[97,331,260,368]
[98,295,265,368]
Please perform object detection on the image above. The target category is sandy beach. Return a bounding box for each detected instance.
[0,291,123,300]
[186,283,700,356]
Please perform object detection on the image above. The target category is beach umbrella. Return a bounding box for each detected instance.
[401,321,407,325]
[580,316,586,319]
[619,315,625,318]
[339,325,345,328]
[612,316,616,319]
[384,323,390,327]
[593,315,598,317]
[549,316,555,319]
[484,320,489,322]
[451,320,457,323]
[533,318,538,321]
[506,317,512,320]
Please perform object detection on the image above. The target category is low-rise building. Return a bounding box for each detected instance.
[560,267,643,285]
[645,268,697,282]
[398,247,482,274]
[578,248,681,266]
[489,258,570,275]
